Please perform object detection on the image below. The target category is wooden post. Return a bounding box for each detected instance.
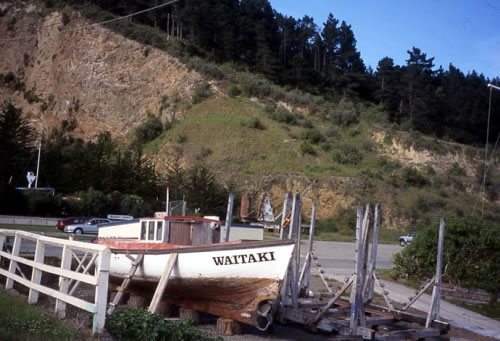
[221,193,234,242]
[55,245,72,319]
[28,240,45,304]
[288,193,300,309]
[294,199,302,297]
[280,192,292,239]
[0,235,4,267]
[350,206,364,331]
[299,201,316,293]
[216,318,242,336]
[6,234,21,289]
[364,203,380,302]
[149,253,178,314]
[180,308,200,325]
[93,248,110,334]
[426,218,445,328]
[182,201,187,216]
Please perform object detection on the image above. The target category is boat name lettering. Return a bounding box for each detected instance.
[212,252,276,266]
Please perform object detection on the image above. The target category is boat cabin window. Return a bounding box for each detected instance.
[148,221,155,240]
[156,222,163,241]
[139,220,166,242]
[141,221,147,240]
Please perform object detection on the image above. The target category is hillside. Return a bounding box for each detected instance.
[1,2,499,229]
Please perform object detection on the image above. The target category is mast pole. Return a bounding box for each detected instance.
[35,137,41,188]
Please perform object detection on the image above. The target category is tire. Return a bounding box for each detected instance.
[74,228,83,235]
[400,239,407,247]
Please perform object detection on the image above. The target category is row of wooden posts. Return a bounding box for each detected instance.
[264,191,446,337]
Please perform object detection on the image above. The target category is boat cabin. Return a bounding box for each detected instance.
[98,216,221,245]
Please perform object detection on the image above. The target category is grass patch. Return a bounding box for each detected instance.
[0,291,78,340]
[0,225,55,232]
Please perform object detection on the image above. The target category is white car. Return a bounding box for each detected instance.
[64,218,111,234]
[399,232,416,246]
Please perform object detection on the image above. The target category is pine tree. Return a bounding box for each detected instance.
[0,103,36,184]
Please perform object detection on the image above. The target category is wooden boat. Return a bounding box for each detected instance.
[95,216,295,330]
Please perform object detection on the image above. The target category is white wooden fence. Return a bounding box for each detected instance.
[0,229,110,334]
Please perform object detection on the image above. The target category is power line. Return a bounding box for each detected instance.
[0,0,180,42]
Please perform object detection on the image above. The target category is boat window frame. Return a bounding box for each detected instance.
[140,221,147,240]
[148,221,155,240]
[156,221,163,241]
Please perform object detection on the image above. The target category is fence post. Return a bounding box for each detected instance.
[280,192,293,240]
[221,194,234,242]
[0,235,5,264]
[6,233,21,289]
[93,247,110,334]
[426,218,445,328]
[55,245,72,319]
[28,240,46,304]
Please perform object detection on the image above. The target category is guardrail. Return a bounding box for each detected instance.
[0,215,59,227]
[0,229,110,334]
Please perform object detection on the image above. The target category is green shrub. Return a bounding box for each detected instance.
[119,194,152,217]
[192,82,212,104]
[333,145,362,165]
[228,84,241,97]
[300,141,316,155]
[196,147,212,159]
[301,119,314,129]
[23,89,41,104]
[241,118,265,130]
[187,57,224,80]
[22,191,61,216]
[61,12,70,25]
[392,216,500,293]
[135,116,164,144]
[176,133,187,144]
[325,126,339,138]
[269,106,297,125]
[320,142,332,152]
[446,162,466,176]
[316,217,339,233]
[106,308,219,341]
[300,128,325,145]
[329,99,359,126]
[401,167,427,187]
[74,187,112,217]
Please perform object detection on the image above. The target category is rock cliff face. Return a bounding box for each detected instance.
[0,3,201,139]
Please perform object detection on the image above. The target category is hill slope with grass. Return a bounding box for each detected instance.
[1,2,499,230]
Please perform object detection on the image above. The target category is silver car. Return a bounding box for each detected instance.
[64,218,111,234]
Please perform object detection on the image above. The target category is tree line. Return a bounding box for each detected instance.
[60,0,500,145]
[0,102,233,217]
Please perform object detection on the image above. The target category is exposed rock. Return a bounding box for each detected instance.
[0,6,202,139]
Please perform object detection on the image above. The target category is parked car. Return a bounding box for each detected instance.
[56,217,85,231]
[64,218,111,234]
[399,232,416,246]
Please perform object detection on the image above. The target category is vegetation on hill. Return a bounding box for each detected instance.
[1,1,499,231]
[44,0,500,146]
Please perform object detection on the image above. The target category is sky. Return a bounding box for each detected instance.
[269,0,500,79]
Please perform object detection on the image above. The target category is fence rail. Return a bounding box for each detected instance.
[0,215,59,227]
[0,229,110,334]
